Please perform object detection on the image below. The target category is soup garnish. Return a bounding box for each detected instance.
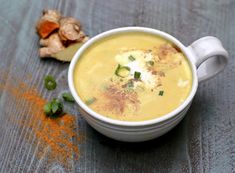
[74,32,192,121]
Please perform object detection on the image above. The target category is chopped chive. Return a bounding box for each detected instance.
[115,64,121,76]
[62,92,75,102]
[115,64,130,78]
[146,61,154,66]
[51,102,59,113]
[43,103,52,115]
[85,97,97,105]
[126,80,134,88]
[159,90,164,96]
[44,75,57,90]
[44,98,64,118]
[134,71,141,79]
[128,55,135,61]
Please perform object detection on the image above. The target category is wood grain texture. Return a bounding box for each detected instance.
[0,0,234,172]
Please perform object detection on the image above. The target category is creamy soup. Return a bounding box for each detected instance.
[74,32,192,121]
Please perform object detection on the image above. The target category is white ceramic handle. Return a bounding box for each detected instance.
[187,36,228,82]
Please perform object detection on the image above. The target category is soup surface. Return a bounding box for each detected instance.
[74,32,192,121]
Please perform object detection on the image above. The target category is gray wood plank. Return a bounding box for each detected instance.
[0,0,234,172]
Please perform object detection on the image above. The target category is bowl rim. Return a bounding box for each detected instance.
[68,27,198,127]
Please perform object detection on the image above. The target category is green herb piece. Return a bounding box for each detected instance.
[159,90,164,96]
[43,103,52,115]
[134,71,141,79]
[85,97,97,105]
[146,61,154,66]
[43,98,64,118]
[128,55,135,61]
[51,102,59,113]
[44,75,57,90]
[115,64,130,78]
[126,80,134,88]
[62,92,75,102]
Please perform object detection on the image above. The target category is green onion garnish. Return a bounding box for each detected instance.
[122,80,134,90]
[128,55,135,61]
[62,92,75,102]
[43,98,64,118]
[134,71,141,79]
[159,90,164,96]
[44,75,57,90]
[147,61,154,66]
[126,80,134,88]
[85,97,97,105]
[44,103,52,115]
[115,64,130,78]
[52,102,59,114]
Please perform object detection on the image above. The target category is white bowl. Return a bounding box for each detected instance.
[68,27,228,142]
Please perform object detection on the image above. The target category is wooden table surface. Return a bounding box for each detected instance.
[0,0,234,172]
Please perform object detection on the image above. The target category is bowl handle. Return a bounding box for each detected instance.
[187,36,228,82]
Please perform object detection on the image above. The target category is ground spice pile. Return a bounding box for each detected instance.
[1,75,82,168]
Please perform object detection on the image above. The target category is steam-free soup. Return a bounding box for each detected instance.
[74,32,192,121]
